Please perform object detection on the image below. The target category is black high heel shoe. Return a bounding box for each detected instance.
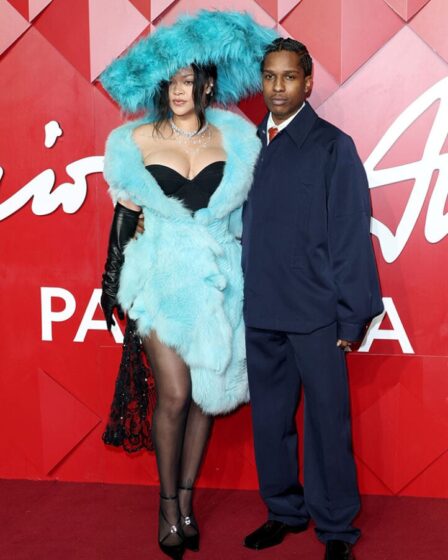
[178,486,200,552]
[158,494,185,560]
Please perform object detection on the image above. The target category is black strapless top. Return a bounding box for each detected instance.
[145,161,225,212]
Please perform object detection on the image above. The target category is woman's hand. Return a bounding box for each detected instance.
[101,290,125,331]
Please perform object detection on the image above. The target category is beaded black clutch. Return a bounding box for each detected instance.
[102,319,156,452]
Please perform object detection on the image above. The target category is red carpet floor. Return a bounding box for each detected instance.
[1,479,446,560]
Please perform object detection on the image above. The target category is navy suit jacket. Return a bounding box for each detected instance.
[242,102,383,340]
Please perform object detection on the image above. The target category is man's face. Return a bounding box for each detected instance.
[262,50,312,125]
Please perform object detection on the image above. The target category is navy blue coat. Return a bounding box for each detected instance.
[242,102,383,341]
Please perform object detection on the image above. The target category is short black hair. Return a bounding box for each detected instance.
[262,38,313,77]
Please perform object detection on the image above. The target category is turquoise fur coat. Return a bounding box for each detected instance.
[103,109,261,415]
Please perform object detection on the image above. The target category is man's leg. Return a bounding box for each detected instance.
[288,323,361,545]
[246,326,309,526]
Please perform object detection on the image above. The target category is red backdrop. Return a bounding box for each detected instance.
[1,0,448,498]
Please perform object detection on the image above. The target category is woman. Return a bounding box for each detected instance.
[99,10,277,559]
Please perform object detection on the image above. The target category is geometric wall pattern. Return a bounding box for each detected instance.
[1,0,448,498]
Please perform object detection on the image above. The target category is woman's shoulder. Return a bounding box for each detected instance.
[106,118,150,149]
[132,122,155,145]
[132,121,172,148]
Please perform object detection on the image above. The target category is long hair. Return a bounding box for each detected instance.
[153,63,218,135]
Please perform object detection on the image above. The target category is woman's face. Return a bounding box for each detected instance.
[168,66,196,117]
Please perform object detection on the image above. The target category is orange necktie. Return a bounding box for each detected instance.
[268,126,279,143]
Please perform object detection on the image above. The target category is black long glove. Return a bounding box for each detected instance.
[101,202,140,331]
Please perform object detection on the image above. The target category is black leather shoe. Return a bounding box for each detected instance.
[324,540,355,560]
[244,520,308,550]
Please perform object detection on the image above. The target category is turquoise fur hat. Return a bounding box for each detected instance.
[100,10,278,114]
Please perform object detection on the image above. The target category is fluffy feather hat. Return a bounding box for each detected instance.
[100,10,278,114]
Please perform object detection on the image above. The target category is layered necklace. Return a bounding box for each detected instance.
[169,118,211,149]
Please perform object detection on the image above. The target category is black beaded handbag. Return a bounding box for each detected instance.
[102,319,156,452]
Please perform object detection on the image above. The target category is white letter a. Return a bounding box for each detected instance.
[359,297,414,354]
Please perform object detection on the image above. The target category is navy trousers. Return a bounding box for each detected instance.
[246,322,361,544]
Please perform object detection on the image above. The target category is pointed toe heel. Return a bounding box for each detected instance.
[183,526,200,551]
[179,485,200,552]
[158,494,185,559]
[159,542,184,560]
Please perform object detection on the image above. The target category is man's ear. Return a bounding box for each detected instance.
[305,76,313,96]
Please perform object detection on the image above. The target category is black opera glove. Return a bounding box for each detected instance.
[101,202,140,331]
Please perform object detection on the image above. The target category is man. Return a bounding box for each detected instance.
[241,38,383,560]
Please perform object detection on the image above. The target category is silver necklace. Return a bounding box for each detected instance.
[169,119,209,138]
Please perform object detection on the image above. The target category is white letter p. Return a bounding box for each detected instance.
[41,287,76,341]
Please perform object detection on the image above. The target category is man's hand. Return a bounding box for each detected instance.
[337,339,353,352]
[135,213,145,235]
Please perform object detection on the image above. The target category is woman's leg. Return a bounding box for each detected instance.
[142,332,191,546]
[178,402,213,536]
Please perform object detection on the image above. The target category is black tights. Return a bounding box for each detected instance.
[142,332,213,543]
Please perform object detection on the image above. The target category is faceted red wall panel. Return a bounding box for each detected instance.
[1,0,447,498]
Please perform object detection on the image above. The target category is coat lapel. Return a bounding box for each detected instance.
[284,102,318,151]
[254,103,318,153]
[202,109,261,221]
[257,113,269,149]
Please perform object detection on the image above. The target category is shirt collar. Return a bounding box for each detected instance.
[267,102,306,144]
